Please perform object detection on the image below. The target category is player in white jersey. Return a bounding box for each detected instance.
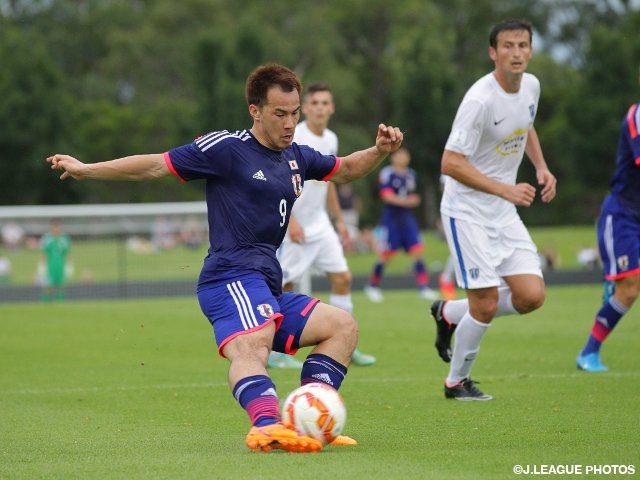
[271,82,376,368]
[429,19,557,400]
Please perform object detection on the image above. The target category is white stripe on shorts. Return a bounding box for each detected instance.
[227,281,258,330]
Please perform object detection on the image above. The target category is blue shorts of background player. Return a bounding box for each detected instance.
[197,273,321,357]
[380,215,423,256]
[597,194,640,281]
[365,215,437,302]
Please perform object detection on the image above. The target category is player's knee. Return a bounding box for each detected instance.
[330,271,352,290]
[515,290,545,314]
[471,302,498,322]
[334,310,358,343]
[615,278,640,307]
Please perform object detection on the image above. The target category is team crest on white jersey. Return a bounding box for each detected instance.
[291,174,303,197]
[288,159,299,170]
[257,303,275,318]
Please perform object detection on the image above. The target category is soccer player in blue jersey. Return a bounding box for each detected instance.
[576,82,640,372]
[364,147,438,302]
[47,63,403,453]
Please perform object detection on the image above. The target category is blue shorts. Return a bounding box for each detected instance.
[197,273,320,357]
[597,194,640,280]
[379,216,423,256]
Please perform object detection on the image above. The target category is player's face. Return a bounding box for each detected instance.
[489,29,532,77]
[301,91,335,129]
[250,86,301,151]
[391,149,410,170]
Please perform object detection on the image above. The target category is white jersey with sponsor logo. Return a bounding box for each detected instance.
[441,72,540,227]
[291,121,339,241]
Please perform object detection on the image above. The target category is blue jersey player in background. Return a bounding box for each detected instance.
[364,147,438,303]
[47,63,404,453]
[577,74,640,372]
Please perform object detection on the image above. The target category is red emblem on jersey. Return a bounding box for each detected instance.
[291,174,302,197]
[288,160,299,170]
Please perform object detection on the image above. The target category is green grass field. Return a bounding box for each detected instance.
[1,286,637,479]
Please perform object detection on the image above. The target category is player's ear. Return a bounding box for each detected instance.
[488,46,497,61]
[249,104,261,121]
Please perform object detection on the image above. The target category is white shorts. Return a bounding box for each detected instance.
[277,228,348,286]
[441,214,542,289]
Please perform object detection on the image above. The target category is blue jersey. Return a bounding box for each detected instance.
[165,130,338,295]
[378,165,419,226]
[610,103,640,218]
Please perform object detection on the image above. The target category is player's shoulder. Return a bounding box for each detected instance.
[460,73,496,108]
[379,165,394,181]
[324,126,338,142]
[293,121,311,140]
[521,72,540,92]
[192,129,253,152]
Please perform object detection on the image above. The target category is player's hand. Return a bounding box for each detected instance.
[287,217,305,244]
[375,123,403,155]
[46,154,87,181]
[405,193,421,208]
[536,169,557,203]
[505,183,536,207]
[335,219,351,243]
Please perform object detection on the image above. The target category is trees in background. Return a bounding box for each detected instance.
[1,0,639,226]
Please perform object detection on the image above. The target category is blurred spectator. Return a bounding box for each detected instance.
[1,221,25,252]
[577,246,599,270]
[0,252,11,284]
[539,243,559,271]
[336,183,362,251]
[355,224,379,253]
[180,216,205,249]
[151,216,177,252]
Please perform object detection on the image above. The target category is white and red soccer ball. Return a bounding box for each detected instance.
[282,382,347,445]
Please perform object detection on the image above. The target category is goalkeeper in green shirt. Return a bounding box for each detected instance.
[40,219,72,301]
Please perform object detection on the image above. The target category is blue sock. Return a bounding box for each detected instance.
[301,353,347,390]
[581,297,626,355]
[414,259,428,288]
[369,261,384,287]
[232,375,280,427]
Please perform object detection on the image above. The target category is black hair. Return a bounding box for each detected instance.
[489,19,533,48]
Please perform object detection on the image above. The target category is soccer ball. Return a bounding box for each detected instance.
[282,382,347,445]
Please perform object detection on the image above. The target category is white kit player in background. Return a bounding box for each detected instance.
[429,19,556,401]
[271,82,376,368]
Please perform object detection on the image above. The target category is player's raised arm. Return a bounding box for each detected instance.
[47,153,169,182]
[331,123,403,183]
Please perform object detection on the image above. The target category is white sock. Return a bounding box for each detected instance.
[330,293,353,314]
[443,286,517,325]
[442,299,468,325]
[446,313,490,385]
[496,286,517,316]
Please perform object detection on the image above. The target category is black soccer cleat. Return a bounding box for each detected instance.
[444,378,493,401]
[431,300,456,363]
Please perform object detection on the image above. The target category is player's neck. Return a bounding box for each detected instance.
[249,127,281,152]
[492,70,522,94]
[305,121,327,137]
